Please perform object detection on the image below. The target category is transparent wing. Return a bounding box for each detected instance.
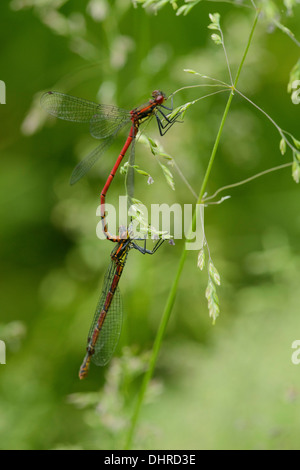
[92,286,122,367]
[70,136,115,185]
[87,259,123,367]
[41,91,130,138]
[90,110,130,140]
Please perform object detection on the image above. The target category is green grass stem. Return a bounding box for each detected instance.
[124,8,260,450]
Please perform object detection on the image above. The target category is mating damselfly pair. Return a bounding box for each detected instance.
[41,89,180,378]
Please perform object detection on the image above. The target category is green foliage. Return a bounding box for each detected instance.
[208,12,223,46]
[1,0,300,451]
[139,134,176,190]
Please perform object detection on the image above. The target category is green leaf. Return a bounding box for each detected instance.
[159,152,173,161]
[176,1,199,16]
[284,0,297,13]
[176,4,192,16]
[130,197,144,207]
[260,0,279,21]
[207,23,219,31]
[160,163,175,190]
[288,59,300,94]
[208,12,220,26]
[209,261,221,286]
[136,168,150,177]
[279,138,287,155]
[120,162,128,175]
[147,136,157,148]
[197,248,205,271]
[166,105,184,121]
[292,137,300,150]
[292,160,300,183]
[147,137,159,155]
[205,278,220,324]
[209,303,220,325]
[156,0,171,8]
[291,86,300,105]
[184,68,197,74]
[211,34,222,45]
[168,101,193,121]
[205,279,215,300]
[139,134,160,155]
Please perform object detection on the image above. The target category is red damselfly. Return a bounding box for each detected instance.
[79,229,164,380]
[41,90,180,241]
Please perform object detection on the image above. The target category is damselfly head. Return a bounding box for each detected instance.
[151,90,166,105]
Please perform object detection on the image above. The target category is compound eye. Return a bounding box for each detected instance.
[152,90,165,104]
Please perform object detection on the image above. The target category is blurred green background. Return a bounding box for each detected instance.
[0,0,300,450]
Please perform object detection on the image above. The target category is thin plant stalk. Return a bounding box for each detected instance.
[124,8,260,450]
[204,162,293,203]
